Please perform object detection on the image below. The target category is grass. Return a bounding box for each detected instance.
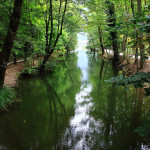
[0,86,16,112]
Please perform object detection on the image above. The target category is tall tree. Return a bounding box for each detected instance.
[137,0,145,69]
[106,1,119,63]
[85,0,107,55]
[98,26,105,55]
[0,0,23,88]
[39,0,68,72]
[130,0,139,65]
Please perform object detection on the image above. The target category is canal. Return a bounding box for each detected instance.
[0,33,149,150]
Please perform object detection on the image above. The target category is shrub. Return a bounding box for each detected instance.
[20,67,38,77]
[135,120,150,137]
[45,60,57,72]
[0,86,16,111]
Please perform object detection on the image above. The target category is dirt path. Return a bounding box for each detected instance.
[4,62,25,87]
[4,57,41,87]
[4,53,58,87]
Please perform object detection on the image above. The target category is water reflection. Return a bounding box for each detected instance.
[77,50,88,81]
[58,84,98,150]
[0,52,81,150]
[58,33,150,150]
[87,57,150,150]
[58,33,102,149]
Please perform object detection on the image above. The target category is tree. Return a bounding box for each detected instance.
[84,0,107,55]
[38,0,68,72]
[0,0,23,88]
[137,0,145,69]
[105,1,119,63]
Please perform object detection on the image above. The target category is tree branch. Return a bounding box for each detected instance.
[48,0,53,49]
[53,0,68,49]
[58,0,62,32]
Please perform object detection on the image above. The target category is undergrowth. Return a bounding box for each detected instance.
[0,86,16,112]
[106,72,150,95]
[20,66,38,77]
[20,59,58,77]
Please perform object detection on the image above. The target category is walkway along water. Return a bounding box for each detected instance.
[0,33,149,150]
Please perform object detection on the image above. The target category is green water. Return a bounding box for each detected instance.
[0,33,150,150]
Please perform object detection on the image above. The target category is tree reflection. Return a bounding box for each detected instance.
[88,61,150,149]
[97,59,109,95]
[42,78,66,117]
[0,52,82,150]
[41,78,67,149]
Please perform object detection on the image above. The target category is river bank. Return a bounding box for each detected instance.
[4,51,150,88]
[4,62,25,87]
[4,51,64,87]
[102,50,150,75]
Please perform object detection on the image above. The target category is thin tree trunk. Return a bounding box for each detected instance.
[13,52,17,65]
[137,0,144,69]
[0,0,23,88]
[58,0,62,31]
[48,0,53,50]
[122,35,127,58]
[131,0,135,17]
[24,41,28,61]
[139,35,145,69]
[134,32,138,64]
[131,0,137,64]
[40,0,68,72]
[131,0,139,68]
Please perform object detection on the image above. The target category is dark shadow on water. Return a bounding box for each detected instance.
[42,77,67,118]
[41,78,67,149]
[97,59,109,95]
[62,60,74,83]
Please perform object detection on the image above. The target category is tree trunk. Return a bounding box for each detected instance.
[24,41,28,61]
[131,0,135,17]
[139,35,145,69]
[137,0,144,69]
[39,50,53,72]
[13,52,17,65]
[0,62,6,88]
[131,0,138,66]
[106,1,119,63]
[111,30,119,63]
[98,26,104,55]
[0,0,23,88]
[40,0,68,72]
[134,32,138,64]
[122,35,127,58]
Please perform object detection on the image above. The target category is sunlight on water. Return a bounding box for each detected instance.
[77,32,88,81]
[77,33,88,50]
[77,51,88,81]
